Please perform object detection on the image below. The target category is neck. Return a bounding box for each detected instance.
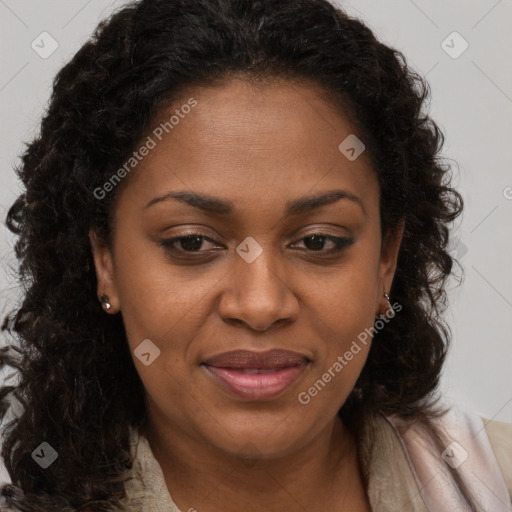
[140,414,370,512]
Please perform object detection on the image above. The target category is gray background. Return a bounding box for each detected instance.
[1,1,511,429]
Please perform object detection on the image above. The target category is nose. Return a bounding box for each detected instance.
[217,248,300,332]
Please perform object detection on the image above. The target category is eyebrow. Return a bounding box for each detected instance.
[145,189,364,217]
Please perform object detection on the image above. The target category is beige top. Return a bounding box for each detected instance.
[121,408,512,511]
[0,407,510,510]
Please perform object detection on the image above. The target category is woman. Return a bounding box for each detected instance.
[0,0,510,510]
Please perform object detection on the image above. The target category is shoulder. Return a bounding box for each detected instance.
[385,403,512,508]
[0,426,142,511]
[483,416,512,498]
[429,405,512,505]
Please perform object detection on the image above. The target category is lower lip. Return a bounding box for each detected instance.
[202,363,307,400]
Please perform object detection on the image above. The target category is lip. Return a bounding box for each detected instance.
[202,349,310,400]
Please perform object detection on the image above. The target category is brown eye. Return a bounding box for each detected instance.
[159,234,217,253]
[295,234,354,253]
[158,232,354,259]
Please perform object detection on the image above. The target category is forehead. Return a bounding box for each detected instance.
[117,78,378,220]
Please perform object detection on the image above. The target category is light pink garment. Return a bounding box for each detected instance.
[386,406,511,512]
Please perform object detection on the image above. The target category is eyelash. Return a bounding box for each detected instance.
[159,232,354,257]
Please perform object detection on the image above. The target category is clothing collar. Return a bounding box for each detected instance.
[121,412,428,511]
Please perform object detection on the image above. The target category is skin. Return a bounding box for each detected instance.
[90,78,404,511]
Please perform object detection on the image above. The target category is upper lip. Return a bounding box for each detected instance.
[203,349,310,369]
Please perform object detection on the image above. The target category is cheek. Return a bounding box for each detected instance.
[302,252,379,394]
[297,303,374,414]
[316,254,380,338]
[113,234,213,346]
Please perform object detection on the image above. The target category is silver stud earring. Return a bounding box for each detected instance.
[100,294,111,311]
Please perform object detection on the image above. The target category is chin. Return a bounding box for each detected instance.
[205,423,307,461]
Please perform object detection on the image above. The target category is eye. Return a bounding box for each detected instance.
[292,233,354,254]
[159,234,219,254]
[159,232,354,257]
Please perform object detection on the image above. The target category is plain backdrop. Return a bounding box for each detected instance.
[0,0,511,434]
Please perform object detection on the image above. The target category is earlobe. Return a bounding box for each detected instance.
[376,219,405,316]
[89,229,119,313]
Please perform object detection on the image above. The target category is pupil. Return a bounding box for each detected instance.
[305,235,325,251]
[181,235,203,251]
[178,235,328,252]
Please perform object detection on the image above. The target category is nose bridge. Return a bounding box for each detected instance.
[218,236,299,330]
[238,243,282,291]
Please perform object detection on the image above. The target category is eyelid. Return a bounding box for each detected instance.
[160,227,349,244]
[162,223,350,241]
[159,229,354,256]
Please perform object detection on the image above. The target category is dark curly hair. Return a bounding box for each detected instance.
[0,0,472,510]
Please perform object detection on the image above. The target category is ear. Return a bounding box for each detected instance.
[89,229,119,313]
[375,219,405,316]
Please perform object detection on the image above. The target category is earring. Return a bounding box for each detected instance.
[376,292,392,320]
[100,294,111,311]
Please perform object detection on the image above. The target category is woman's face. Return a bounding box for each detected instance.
[91,78,403,459]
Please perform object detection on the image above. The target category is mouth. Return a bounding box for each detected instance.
[201,349,311,400]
